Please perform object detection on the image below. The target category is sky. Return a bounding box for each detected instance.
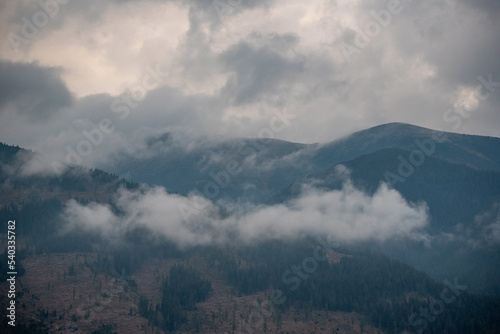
[1,0,500,167]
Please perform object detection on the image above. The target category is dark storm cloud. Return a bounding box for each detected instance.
[0,60,73,121]
[459,0,500,13]
[219,39,304,105]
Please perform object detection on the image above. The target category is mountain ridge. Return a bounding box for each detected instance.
[96,122,500,204]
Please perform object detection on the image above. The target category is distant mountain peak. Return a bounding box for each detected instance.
[350,122,437,139]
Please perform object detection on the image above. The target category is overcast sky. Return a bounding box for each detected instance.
[1,0,499,165]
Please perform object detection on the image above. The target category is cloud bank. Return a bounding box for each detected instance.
[61,180,429,248]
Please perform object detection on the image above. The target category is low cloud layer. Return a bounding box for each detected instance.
[61,180,429,248]
[237,182,429,242]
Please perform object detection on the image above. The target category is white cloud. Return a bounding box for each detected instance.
[62,187,229,248]
[238,181,429,242]
[61,180,429,248]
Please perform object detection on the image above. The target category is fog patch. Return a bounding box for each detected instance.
[61,179,429,248]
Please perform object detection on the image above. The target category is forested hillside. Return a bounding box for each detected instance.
[2,125,500,333]
[271,147,500,296]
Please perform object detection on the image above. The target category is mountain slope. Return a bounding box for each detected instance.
[313,122,500,172]
[2,130,500,332]
[271,147,500,231]
[0,142,137,208]
[271,147,500,295]
[2,235,500,334]
[99,123,500,204]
